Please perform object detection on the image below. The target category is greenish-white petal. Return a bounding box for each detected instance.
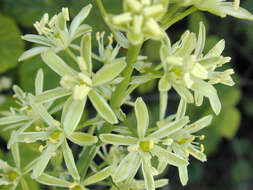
[21,34,53,46]
[173,84,194,103]
[83,166,112,186]
[151,146,189,167]
[194,22,206,57]
[36,173,71,187]
[33,88,71,104]
[220,2,253,20]
[148,117,189,139]
[11,143,20,169]
[159,91,168,120]
[69,4,92,38]
[19,47,50,62]
[0,115,29,125]
[62,140,80,180]
[35,69,44,95]
[187,146,206,162]
[68,132,98,146]
[41,51,77,77]
[81,33,92,74]
[92,60,126,86]
[179,166,188,186]
[135,97,149,138]
[176,99,187,120]
[63,98,86,135]
[88,89,118,124]
[187,115,213,133]
[32,143,60,178]
[141,157,155,190]
[113,152,141,182]
[100,134,138,145]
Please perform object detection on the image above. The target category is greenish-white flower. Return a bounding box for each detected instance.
[158,99,213,186]
[171,0,253,20]
[31,34,126,124]
[8,96,98,179]
[0,69,60,141]
[158,22,234,115]
[0,143,36,189]
[100,98,189,190]
[106,0,169,44]
[18,5,92,61]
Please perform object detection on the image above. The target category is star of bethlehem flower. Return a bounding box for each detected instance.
[100,98,189,190]
[30,32,127,124]
[18,5,92,61]
[170,0,253,20]
[0,69,61,147]
[157,99,212,186]
[158,22,234,115]
[106,0,169,44]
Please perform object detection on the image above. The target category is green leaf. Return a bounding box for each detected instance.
[92,60,126,86]
[62,140,80,180]
[0,14,24,73]
[88,89,118,124]
[68,132,98,146]
[219,107,241,139]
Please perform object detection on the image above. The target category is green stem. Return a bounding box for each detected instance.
[96,0,107,17]
[161,5,181,24]
[110,43,142,109]
[65,48,78,63]
[161,6,197,30]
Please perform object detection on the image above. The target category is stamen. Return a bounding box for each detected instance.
[200,144,205,153]
[199,135,205,140]
[69,182,77,188]
[62,8,70,21]
[39,145,45,152]
[184,149,189,157]
[234,0,240,10]
[35,126,41,132]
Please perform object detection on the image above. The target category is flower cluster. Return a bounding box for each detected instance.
[0,1,252,190]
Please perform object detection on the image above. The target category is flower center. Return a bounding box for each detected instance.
[8,171,19,181]
[49,130,62,143]
[139,140,154,152]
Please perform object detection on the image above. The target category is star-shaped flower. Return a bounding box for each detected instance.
[18,5,92,61]
[158,22,234,115]
[100,97,189,190]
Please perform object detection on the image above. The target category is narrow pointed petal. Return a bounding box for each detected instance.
[159,91,168,120]
[19,47,49,62]
[151,146,189,167]
[62,140,80,180]
[176,99,187,120]
[35,69,44,95]
[68,132,98,146]
[187,146,206,162]
[0,115,29,125]
[41,51,77,77]
[33,88,71,104]
[179,166,188,186]
[187,115,213,133]
[92,60,126,86]
[11,143,20,169]
[99,134,138,145]
[36,173,71,187]
[81,33,92,74]
[63,98,86,135]
[135,97,149,138]
[88,89,118,124]
[142,157,155,190]
[70,4,92,38]
[113,152,141,182]
[194,22,206,57]
[83,166,112,186]
[173,84,194,103]
[148,117,189,139]
[32,143,60,178]
[21,34,53,46]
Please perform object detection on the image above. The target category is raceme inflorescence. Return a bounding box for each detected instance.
[0,0,252,190]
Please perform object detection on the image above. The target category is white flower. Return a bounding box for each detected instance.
[18,5,92,61]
